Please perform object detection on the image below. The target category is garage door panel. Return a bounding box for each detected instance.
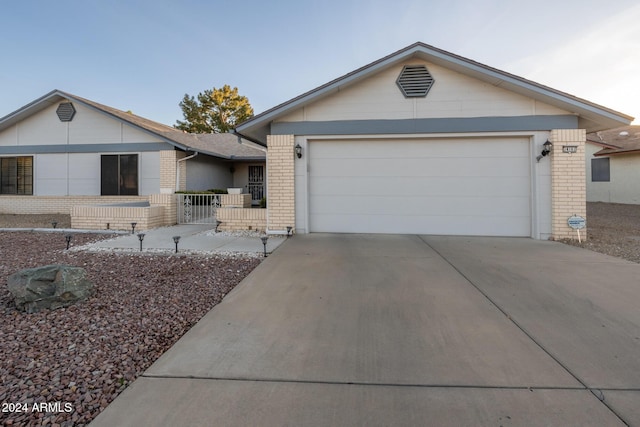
[311,194,530,217]
[311,176,530,198]
[312,138,529,159]
[307,138,531,236]
[310,213,530,236]
[311,157,529,178]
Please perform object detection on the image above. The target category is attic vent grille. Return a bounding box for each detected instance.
[56,102,76,122]
[396,65,434,98]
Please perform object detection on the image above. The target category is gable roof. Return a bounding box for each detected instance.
[236,42,634,143]
[0,90,265,160]
[588,125,640,156]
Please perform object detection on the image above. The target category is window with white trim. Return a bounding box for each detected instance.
[0,156,33,195]
[591,158,610,182]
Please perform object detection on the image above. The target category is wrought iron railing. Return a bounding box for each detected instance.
[176,193,222,224]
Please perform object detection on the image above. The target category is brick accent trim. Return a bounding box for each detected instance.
[266,135,295,231]
[550,129,587,240]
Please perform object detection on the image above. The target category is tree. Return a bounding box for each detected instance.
[175,85,254,133]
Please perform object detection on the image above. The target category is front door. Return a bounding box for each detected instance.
[248,165,264,205]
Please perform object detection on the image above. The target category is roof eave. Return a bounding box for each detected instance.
[237,42,633,139]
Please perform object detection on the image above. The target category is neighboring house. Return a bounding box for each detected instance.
[236,42,633,240]
[0,90,265,229]
[586,125,640,204]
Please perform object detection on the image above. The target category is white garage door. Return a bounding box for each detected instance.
[308,138,531,236]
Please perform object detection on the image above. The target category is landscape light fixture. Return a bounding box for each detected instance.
[286,226,292,237]
[137,233,145,252]
[65,234,73,250]
[260,235,269,257]
[536,140,552,162]
[131,222,137,234]
[295,143,303,159]
[51,221,58,229]
[216,220,222,233]
[173,235,181,253]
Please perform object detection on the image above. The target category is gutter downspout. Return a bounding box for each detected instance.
[176,151,198,191]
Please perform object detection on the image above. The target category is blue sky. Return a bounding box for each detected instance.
[1,0,639,125]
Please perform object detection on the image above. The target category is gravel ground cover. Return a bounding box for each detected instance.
[0,230,261,426]
[0,203,637,424]
[561,202,640,264]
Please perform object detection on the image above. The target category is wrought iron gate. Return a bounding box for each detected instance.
[177,193,221,224]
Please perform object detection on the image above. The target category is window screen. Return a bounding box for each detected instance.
[591,158,610,182]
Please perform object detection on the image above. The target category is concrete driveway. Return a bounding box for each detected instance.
[91,234,640,426]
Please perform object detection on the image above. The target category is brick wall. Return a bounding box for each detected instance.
[220,194,251,208]
[550,129,587,240]
[149,193,177,226]
[217,208,266,232]
[0,196,147,215]
[266,135,295,231]
[71,205,165,231]
[160,150,186,193]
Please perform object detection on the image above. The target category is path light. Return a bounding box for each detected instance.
[137,232,145,252]
[260,235,269,257]
[173,236,181,253]
[51,221,58,229]
[216,220,222,233]
[286,226,292,238]
[65,234,73,250]
[131,222,137,234]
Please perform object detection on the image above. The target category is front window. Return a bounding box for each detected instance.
[101,154,138,195]
[0,156,33,195]
[591,158,610,182]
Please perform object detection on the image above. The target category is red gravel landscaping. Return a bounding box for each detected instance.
[0,231,261,426]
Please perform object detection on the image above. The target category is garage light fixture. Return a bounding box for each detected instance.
[295,144,303,159]
[536,140,552,162]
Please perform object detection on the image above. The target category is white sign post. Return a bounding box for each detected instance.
[567,215,586,243]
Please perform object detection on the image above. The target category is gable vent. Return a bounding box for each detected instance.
[396,65,434,98]
[56,102,76,122]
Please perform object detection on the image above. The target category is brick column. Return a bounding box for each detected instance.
[160,150,177,193]
[549,129,587,240]
[267,135,295,232]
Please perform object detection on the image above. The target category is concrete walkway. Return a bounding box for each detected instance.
[91,234,640,426]
[81,224,286,254]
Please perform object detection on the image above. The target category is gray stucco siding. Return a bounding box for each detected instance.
[0,142,173,155]
[271,115,579,136]
[186,156,233,192]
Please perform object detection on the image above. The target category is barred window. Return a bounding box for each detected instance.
[0,156,33,195]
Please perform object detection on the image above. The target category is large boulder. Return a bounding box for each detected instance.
[7,265,94,313]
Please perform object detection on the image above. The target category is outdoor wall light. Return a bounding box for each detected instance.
[137,232,145,252]
[295,143,303,159]
[260,235,269,257]
[173,235,181,253]
[65,234,73,250]
[131,222,137,234]
[536,140,552,162]
[51,221,58,229]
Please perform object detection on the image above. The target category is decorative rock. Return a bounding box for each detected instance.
[7,265,94,313]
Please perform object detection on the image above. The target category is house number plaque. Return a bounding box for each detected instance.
[562,145,578,153]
